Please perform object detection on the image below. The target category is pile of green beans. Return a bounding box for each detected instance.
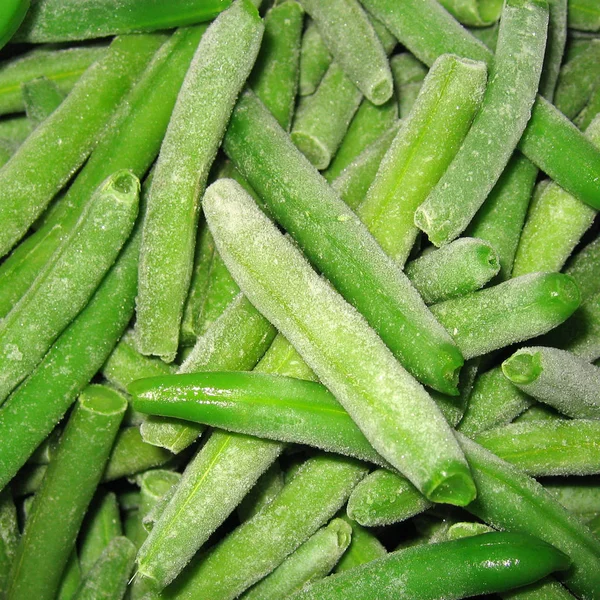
[1,0,600,598]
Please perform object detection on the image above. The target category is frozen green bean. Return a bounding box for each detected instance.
[0,34,161,256]
[79,491,122,575]
[0,171,139,403]
[21,76,64,127]
[502,347,600,419]
[538,0,567,101]
[6,385,127,600]
[241,518,352,600]
[72,537,136,600]
[564,236,600,301]
[414,0,548,246]
[439,0,503,27]
[357,54,487,265]
[162,455,367,600]
[0,45,107,116]
[135,0,264,362]
[238,462,284,522]
[545,478,600,520]
[512,115,600,276]
[57,550,81,600]
[389,53,427,118]
[14,0,231,42]
[203,178,474,504]
[568,0,600,32]
[0,115,31,144]
[298,20,331,96]
[0,489,18,595]
[250,1,303,130]
[334,516,386,572]
[224,91,464,395]
[429,273,581,359]
[576,84,600,130]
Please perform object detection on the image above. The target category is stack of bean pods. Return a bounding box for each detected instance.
[0,0,600,598]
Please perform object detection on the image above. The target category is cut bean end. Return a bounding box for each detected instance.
[369,76,394,106]
[291,131,331,169]
[502,350,542,385]
[423,464,477,506]
[79,384,128,416]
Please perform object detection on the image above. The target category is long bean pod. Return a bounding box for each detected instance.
[298,20,331,96]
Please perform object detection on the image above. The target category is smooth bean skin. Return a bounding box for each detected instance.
[14,0,230,42]
[290,532,570,600]
[6,386,127,600]
[502,346,600,419]
[0,170,140,404]
[135,0,264,362]
[224,91,464,396]
[204,178,475,505]
[414,0,549,247]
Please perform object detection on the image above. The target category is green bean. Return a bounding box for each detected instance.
[457,366,532,436]
[414,0,548,247]
[576,84,600,130]
[568,0,600,32]
[406,239,499,304]
[545,478,600,519]
[554,39,600,120]
[389,53,427,118]
[502,346,600,419]
[290,532,570,600]
[538,0,567,101]
[465,155,538,280]
[298,20,331,96]
[439,0,503,27]
[0,489,18,595]
[141,292,276,453]
[475,420,600,476]
[102,427,173,482]
[72,537,136,600]
[357,54,487,265]
[26,426,60,464]
[0,176,144,490]
[11,463,47,497]
[0,27,206,319]
[6,385,127,600]
[224,91,464,396]
[14,0,231,43]
[241,518,352,600]
[334,516,386,572]
[429,273,581,359]
[361,0,600,211]
[21,76,64,127]
[238,462,284,522]
[102,331,176,393]
[195,252,240,336]
[564,236,600,301]
[0,115,31,144]
[347,469,432,527]
[469,22,499,49]
[0,45,106,116]
[515,403,563,423]
[331,123,398,210]
[135,0,264,362]
[180,220,215,346]
[0,170,139,403]
[162,455,367,600]
[250,1,303,131]
[203,178,474,504]
[57,550,81,600]
[0,34,161,257]
[79,491,122,575]
[323,96,397,182]
[512,115,600,276]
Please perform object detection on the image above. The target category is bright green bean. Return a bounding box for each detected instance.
[0,34,160,257]
[414,0,548,247]
[291,532,570,600]
[334,516,386,572]
[357,54,487,265]
[429,273,581,359]
[6,385,127,600]
[564,236,600,301]
[298,20,331,96]
[512,115,600,276]
[439,0,503,26]
[0,45,106,116]
[135,0,264,362]
[0,115,31,144]
[72,537,136,600]
[0,170,139,403]
[162,455,367,600]
[14,0,231,42]
[502,346,600,419]
[21,76,64,127]
[405,238,499,304]
[204,178,474,504]
[238,462,284,522]
[224,91,464,396]
[568,0,600,32]
[79,491,122,575]
[241,518,352,600]
[323,96,398,182]
[331,123,398,210]
[457,366,532,436]
[250,1,303,131]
